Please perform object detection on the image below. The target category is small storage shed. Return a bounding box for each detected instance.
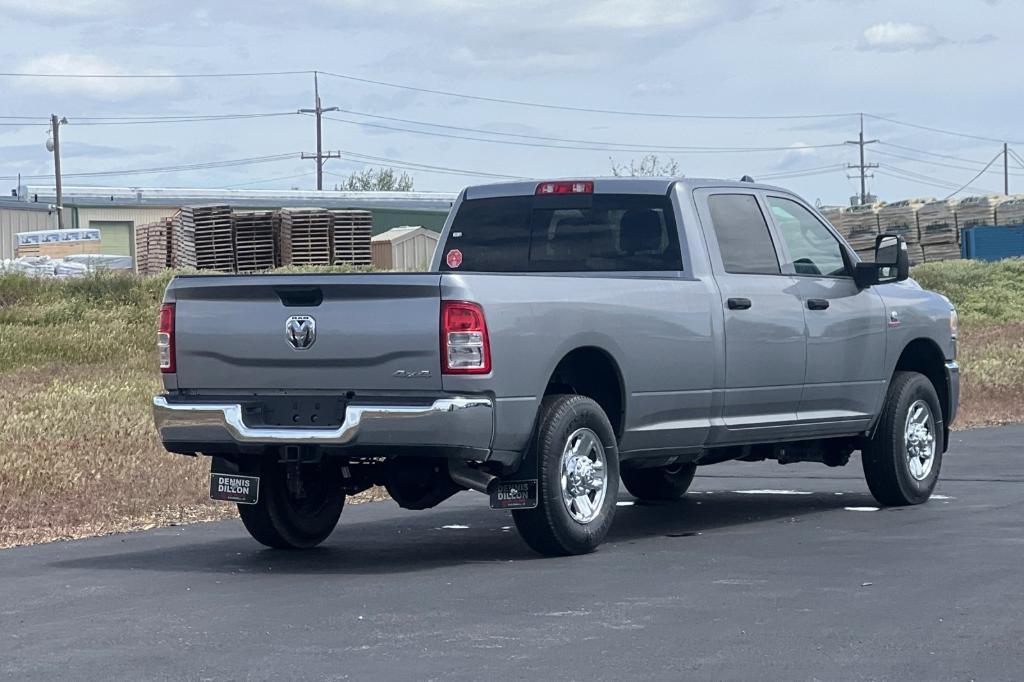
[371,226,439,271]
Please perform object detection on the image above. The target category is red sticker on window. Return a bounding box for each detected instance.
[446,249,463,269]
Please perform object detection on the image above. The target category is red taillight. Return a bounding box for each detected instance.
[158,303,175,373]
[536,180,593,195]
[441,301,490,374]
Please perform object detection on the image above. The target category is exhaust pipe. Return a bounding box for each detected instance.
[448,459,499,495]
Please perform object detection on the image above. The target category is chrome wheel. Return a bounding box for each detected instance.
[559,427,608,524]
[904,399,936,481]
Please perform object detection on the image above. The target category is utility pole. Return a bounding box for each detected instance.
[846,114,879,205]
[1005,142,1010,196]
[49,114,68,228]
[299,72,340,190]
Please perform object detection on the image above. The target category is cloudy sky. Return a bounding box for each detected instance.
[0,0,1021,204]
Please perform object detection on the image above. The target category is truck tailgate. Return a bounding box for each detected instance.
[167,274,443,391]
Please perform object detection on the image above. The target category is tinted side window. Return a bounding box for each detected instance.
[707,194,780,275]
[767,197,847,277]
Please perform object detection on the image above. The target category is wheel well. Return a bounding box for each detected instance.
[894,338,949,425]
[545,347,624,437]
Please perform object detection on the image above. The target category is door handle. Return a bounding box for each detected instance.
[807,298,830,310]
[727,297,752,310]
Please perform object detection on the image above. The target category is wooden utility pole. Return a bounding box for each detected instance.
[300,72,340,190]
[50,114,68,228]
[846,114,879,206]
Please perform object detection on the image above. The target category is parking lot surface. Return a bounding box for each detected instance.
[2,425,1022,681]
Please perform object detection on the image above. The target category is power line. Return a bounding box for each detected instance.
[873,170,966,193]
[3,112,302,127]
[330,151,525,180]
[0,66,857,119]
[318,113,848,154]
[0,70,312,79]
[940,151,1004,199]
[757,164,849,181]
[872,148,1024,177]
[0,152,299,181]
[1008,148,1024,170]
[1,64,1018,144]
[326,106,849,152]
[865,113,1023,145]
[876,163,1000,196]
[316,70,858,121]
[72,112,301,125]
[222,172,316,188]
[876,142,997,166]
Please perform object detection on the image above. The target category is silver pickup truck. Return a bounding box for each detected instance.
[153,177,959,556]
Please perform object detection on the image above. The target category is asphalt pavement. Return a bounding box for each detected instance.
[2,425,1022,681]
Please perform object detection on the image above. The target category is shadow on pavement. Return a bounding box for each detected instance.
[51,491,874,576]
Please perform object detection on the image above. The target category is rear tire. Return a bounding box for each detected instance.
[862,371,944,506]
[237,455,345,549]
[621,462,697,501]
[513,395,619,557]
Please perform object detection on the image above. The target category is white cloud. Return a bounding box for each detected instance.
[857,22,948,52]
[634,81,676,95]
[14,54,181,100]
[0,0,130,18]
[573,0,734,31]
[778,143,819,169]
[307,0,756,71]
[316,0,752,31]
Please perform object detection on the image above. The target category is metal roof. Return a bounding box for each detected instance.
[0,199,55,213]
[17,185,457,212]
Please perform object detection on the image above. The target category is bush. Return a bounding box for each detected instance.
[912,258,1024,327]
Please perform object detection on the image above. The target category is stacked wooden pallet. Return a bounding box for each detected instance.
[172,205,231,270]
[135,222,149,272]
[183,205,235,271]
[918,200,957,244]
[820,207,844,231]
[842,202,883,250]
[279,208,332,266]
[956,195,1005,231]
[878,198,930,240]
[170,212,192,269]
[329,209,373,266]
[233,211,278,272]
[136,217,175,274]
[995,196,1024,226]
[922,242,962,262]
[917,199,959,263]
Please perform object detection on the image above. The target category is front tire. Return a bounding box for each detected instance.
[237,455,345,549]
[621,462,697,501]
[513,395,619,556]
[862,371,944,506]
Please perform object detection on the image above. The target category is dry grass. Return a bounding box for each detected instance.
[955,323,1024,428]
[0,260,1021,548]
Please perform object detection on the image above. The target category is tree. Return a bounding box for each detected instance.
[610,154,681,177]
[335,167,415,191]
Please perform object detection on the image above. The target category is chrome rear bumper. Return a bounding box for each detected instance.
[153,395,494,451]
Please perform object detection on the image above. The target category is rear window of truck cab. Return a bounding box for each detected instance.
[439,193,683,272]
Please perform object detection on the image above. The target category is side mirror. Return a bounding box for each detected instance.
[853,234,910,288]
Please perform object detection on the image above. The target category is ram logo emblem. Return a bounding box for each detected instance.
[285,315,316,350]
